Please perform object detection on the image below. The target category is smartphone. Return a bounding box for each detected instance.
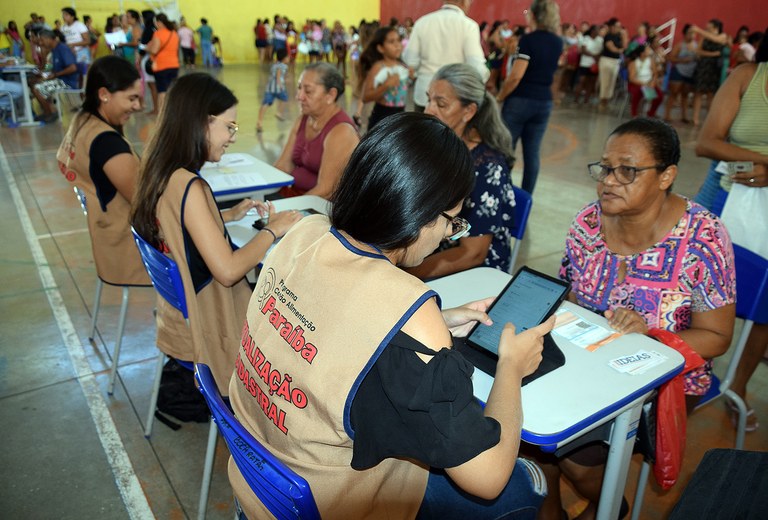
[727,161,753,175]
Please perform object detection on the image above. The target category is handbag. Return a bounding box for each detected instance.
[646,329,706,490]
[720,182,768,258]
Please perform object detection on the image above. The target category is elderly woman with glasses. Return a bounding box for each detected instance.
[230,112,553,519]
[538,118,736,520]
[131,73,301,391]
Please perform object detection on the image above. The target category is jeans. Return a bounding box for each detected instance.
[201,41,213,67]
[694,160,728,215]
[416,458,546,520]
[501,96,553,194]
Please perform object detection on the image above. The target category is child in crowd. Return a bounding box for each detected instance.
[359,26,410,131]
[211,36,223,67]
[627,43,664,117]
[256,48,289,133]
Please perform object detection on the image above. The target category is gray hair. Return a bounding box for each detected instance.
[303,62,345,101]
[38,29,56,40]
[530,0,561,33]
[432,63,514,165]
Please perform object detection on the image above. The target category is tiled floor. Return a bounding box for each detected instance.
[0,63,765,519]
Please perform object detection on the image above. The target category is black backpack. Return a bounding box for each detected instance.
[155,358,210,429]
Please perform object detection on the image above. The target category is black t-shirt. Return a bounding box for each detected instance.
[602,33,623,59]
[511,30,563,101]
[350,331,501,470]
[89,131,132,212]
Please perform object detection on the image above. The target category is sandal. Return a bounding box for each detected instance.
[725,398,759,432]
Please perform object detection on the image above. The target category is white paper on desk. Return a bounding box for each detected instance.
[609,350,667,375]
[553,309,621,352]
[204,172,268,192]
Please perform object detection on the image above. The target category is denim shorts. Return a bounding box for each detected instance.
[154,68,179,93]
[262,91,288,106]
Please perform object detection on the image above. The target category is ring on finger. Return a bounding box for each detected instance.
[750,177,756,183]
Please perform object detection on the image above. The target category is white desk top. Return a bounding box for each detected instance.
[200,153,294,201]
[226,195,331,249]
[428,267,684,449]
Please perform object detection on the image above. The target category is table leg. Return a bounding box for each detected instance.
[596,396,645,520]
[17,69,41,126]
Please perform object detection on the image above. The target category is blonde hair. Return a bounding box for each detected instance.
[530,0,560,33]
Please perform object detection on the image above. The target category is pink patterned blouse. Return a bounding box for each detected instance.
[560,198,736,395]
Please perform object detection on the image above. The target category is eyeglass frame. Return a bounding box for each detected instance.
[210,114,239,137]
[587,161,666,185]
[441,212,471,241]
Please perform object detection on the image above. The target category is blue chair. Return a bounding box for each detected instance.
[74,187,132,396]
[509,186,533,273]
[194,363,321,520]
[131,227,218,520]
[631,244,768,520]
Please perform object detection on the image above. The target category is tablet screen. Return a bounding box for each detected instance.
[467,267,569,355]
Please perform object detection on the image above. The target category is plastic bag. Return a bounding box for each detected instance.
[647,329,706,490]
[720,183,768,258]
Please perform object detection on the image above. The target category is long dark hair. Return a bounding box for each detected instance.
[132,74,237,246]
[155,13,176,31]
[331,112,474,251]
[755,27,768,63]
[358,26,398,93]
[77,56,139,133]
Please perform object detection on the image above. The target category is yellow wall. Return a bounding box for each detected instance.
[3,0,379,64]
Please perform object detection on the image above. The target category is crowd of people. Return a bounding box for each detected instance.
[3,0,763,518]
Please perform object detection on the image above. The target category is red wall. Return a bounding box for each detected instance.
[382,0,765,39]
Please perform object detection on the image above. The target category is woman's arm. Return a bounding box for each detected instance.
[400,300,553,500]
[677,305,735,358]
[102,152,140,201]
[146,33,160,55]
[182,181,300,286]
[696,64,768,166]
[627,59,640,85]
[496,58,529,102]
[305,123,359,198]
[405,235,492,279]
[692,25,729,45]
[273,117,301,173]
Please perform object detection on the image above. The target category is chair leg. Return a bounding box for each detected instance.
[107,287,130,395]
[198,420,218,520]
[724,389,748,450]
[89,279,104,340]
[144,352,166,438]
[630,460,651,520]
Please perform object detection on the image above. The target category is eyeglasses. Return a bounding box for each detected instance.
[210,115,239,137]
[587,162,664,185]
[441,212,471,241]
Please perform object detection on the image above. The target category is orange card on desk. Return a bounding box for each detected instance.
[553,310,622,352]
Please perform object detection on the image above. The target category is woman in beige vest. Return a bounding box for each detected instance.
[57,56,149,288]
[230,112,553,519]
[131,73,301,391]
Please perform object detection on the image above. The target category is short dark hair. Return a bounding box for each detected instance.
[276,48,288,61]
[747,31,763,46]
[709,19,724,34]
[201,18,208,24]
[62,7,77,19]
[303,62,345,100]
[609,118,681,169]
[331,112,474,251]
[38,29,56,40]
[81,56,139,117]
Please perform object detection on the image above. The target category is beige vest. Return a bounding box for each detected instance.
[229,216,435,519]
[155,169,251,391]
[57,114,150,286]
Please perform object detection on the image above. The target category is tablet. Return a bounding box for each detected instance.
[466,266,570,356]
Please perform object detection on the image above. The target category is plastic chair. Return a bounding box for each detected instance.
[0,90,19,126]
[73,187,132,395]
[131,227,218,520]
[509,186,533,273]
[54,87,84,121]
[631,244,768,520]
[194,363,321,520]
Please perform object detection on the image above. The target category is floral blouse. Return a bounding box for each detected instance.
[462,142,516,272]
[559,199,736,395]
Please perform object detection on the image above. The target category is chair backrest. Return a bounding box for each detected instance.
[509,186,533,272]
[194,364,321,520]
[131,226,189,320]
[73,186,87,215]
[733,244,768,323]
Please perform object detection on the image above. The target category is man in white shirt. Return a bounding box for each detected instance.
[403,0,489,111]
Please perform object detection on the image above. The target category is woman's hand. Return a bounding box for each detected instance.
[442,297,495,337]
[225,198,261,222]
[605,307,648,335]
[732,163,768,188]
[497,316,556,378]
[264,209,302,238]
[383,72,400,89]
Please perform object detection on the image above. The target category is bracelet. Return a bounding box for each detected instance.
[261,227,277,242]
